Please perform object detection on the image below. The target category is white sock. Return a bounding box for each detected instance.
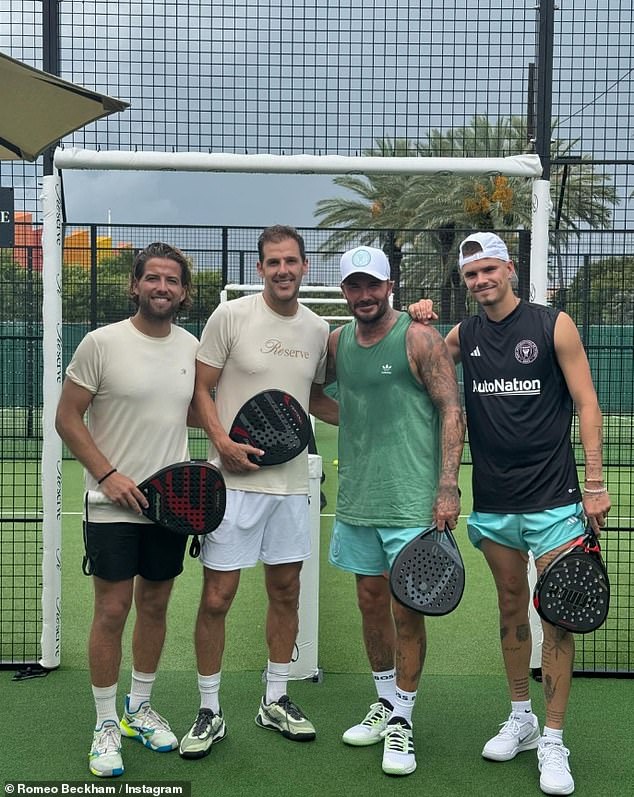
[266,660,290,704]
[92,683,118,728]
[128,669,156,713]
[198,671,221,713]
[511,699,533,719]
[543,726,564,742]
[372,668,396,707]
[392,685,417,725]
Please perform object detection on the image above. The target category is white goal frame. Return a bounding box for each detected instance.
[40,148,548,669]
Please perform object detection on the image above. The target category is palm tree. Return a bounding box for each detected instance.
[315,116,618,320]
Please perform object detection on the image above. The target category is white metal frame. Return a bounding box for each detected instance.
[39,148,547,668]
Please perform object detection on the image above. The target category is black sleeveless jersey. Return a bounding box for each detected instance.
[459,301,581,513]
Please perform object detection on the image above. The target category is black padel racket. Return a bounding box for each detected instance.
[533,528,610,633]
[229,389,311,466]
[390,525,465,615]
[87,460,226,537]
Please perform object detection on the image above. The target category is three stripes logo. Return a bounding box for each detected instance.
[470,346,481,357]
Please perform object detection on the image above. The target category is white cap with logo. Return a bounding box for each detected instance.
[458,232,510,269]
[340,246,391,282]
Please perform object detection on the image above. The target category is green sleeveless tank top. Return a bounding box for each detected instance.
[335,312,440,526]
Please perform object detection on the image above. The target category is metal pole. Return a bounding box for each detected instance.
[42,1,61,176]
[529,0,556,679]
[534,0,555,181]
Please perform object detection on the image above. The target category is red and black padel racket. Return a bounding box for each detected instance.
[88,460,226,537]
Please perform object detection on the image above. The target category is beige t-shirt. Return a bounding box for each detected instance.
[197,293,329,493]
[66,318,199,522]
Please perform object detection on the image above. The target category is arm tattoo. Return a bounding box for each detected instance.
[516,623,530,643]
[406,326,465,486]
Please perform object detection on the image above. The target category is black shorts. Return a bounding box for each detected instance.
[83,521,188,582]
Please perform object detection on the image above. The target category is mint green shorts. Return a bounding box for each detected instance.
[329,519,424,576]
[467,503,584,560]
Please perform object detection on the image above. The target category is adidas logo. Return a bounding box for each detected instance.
[470,346,481,357]
[381,363,392,375]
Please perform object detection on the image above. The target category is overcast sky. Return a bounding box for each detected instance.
[4,1,631,229]
[61,170,342,228]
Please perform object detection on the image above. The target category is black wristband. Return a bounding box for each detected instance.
[97,468,117,485]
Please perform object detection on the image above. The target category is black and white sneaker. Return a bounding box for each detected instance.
[381,717,417,776]
[255,695,316,741]
[179,708,226,759]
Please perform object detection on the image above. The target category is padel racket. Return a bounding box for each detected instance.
[390,525,465,615]
[87,460,226,537]
[229,389,311,466]
[533,528,610,633]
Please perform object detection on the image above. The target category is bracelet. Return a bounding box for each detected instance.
[97,468,117,485]
[583,486,608,495]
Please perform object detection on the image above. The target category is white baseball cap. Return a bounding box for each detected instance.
[340,246,391,282]
[458,232,510,269]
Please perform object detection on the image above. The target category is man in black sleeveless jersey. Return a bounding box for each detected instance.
[411,232,610,796]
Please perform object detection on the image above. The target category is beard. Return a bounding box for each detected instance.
[137,294,179,321]
[351,300,390,325]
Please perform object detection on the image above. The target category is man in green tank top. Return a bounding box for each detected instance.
[327,245,465,776]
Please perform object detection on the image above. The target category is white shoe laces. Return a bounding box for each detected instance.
[539,741,570,773]
[94,724,121,755]
[497,716,523,738]
[133,704,171,731]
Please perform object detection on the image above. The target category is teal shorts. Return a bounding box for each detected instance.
[467,503,584,560]
[329,519,424,576]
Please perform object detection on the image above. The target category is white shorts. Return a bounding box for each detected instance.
[199,490,311,570]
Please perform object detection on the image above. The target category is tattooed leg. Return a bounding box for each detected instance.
[537,544,576,729]
[393,600,427,692]
[481,541,532,700]
[356,574,396,672]
[541,623,574,729]
[501,621,532,700]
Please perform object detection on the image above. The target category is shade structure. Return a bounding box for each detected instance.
[0,50,128,162]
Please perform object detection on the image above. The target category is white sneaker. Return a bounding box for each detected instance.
[381,718,417,776]
[89,720,124,778]
[482,712,540,761]
[538,738,574,795]
[342,699,391,746]
[120,696,178,752]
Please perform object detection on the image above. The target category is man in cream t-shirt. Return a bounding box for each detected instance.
[179,225,337,760]
[56,242,199,778]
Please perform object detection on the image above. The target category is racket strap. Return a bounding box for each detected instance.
[189,537,201,559]
[82,492,95,576]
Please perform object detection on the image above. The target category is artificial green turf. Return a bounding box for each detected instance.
[1,670,630,796]
[1,420,633,793]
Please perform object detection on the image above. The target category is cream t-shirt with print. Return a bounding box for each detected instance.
[197,293,329,494]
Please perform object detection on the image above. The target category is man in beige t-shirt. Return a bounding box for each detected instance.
[56,243,199,778]
[179,225,337,760]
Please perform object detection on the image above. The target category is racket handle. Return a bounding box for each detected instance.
[86,490,112,505]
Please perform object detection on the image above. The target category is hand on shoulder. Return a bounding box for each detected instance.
[408,298,438,324]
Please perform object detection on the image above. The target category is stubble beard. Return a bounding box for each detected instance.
[353,301,390,326]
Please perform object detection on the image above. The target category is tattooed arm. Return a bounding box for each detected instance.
[554,311,611,533]
[406,322,465,529]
